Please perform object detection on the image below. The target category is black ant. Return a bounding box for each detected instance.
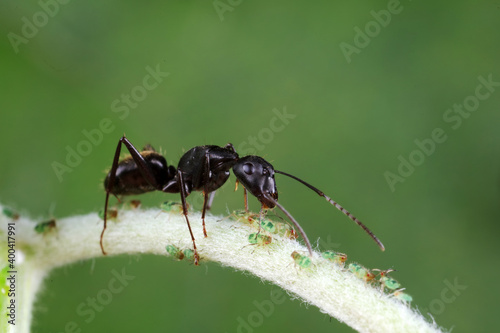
[101,135,385,265]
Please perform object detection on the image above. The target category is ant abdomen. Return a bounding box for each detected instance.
[104,151,174,195]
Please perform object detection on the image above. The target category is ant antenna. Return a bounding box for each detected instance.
[275,170,385,251]
[263,194,313,256]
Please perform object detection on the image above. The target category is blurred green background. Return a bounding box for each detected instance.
[1,1,499,332]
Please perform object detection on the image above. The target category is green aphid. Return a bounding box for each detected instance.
[233,210,249,218]
[277,223,297,239]
[165,245,184,260]
[348,263,375,282]
[260,219,297,239]
[98,208,118,221]
[34,219,56,234]
[393,289,413,303]
[291,251,312,268]
[183,249,195,261]
[381,276,400,290]
[248,233,272,246]
[232,210,258,224]
[248,233,259,244]
[2,208,19,220]
[260,219,276,233]
[373,269,400,292]
[160,201,184,213]
[321,251,347,265]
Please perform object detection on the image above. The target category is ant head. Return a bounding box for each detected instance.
[233,156,278,208]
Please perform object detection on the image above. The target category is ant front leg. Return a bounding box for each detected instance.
[243,188,249,212]
[101,135,162,255]
[234,180,249,212]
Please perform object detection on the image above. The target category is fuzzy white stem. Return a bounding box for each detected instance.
[0,204,444,333]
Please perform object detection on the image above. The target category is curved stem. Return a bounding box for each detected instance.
[0,204,444,333]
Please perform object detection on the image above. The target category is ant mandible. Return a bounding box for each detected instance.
[100,135,385,265]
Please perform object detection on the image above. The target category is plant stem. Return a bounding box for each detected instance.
[0,204,445,333]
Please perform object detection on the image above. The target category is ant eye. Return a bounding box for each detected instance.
[243,163,254,175]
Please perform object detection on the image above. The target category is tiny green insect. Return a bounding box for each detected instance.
[373,269,401,292]
[260,219,276,233]
[2,208,19,220]
[165,245,185,260]
[232,210,258,225]
[291,251,312,268]
[277,223,298,240]
[321,251,347,265]
[348,263,375,282]
[160,201,184,213]
[393,289,413,303]
[34,219,56,234]
[248,233,272,246]
[382,277,401,290]
[258,218,297,240]
[183,249,195,261]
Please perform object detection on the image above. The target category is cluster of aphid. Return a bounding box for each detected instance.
[290,249,412,303]
[289,250,346,270]
[229,209,410,303]
[165,244,196,262]
[2,207,57,235]
[228,209,411,303]
[231,210,299,249]
[236,211,308,255]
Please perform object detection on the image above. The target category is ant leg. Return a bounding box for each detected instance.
[243,188,249,212]
[101,135,161,255]
[200,152,211,237]
[101,194,111,255]
[234,179,249,212]
[101,137,126,255]
[225,142,247,210]
[201,191,210,237]
[178,169,200,265]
